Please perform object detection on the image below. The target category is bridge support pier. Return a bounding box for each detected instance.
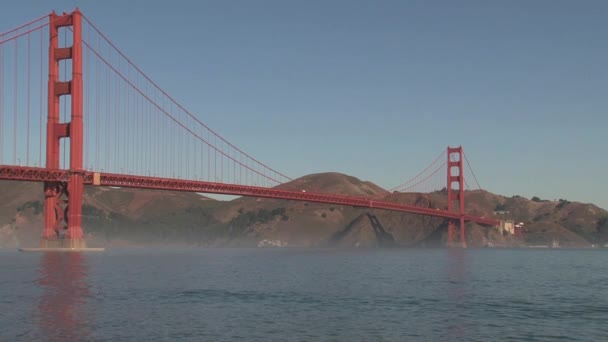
[447,219,466,248]
[459,216,466,247]
[447,221,455,247]
[40,9,86,249]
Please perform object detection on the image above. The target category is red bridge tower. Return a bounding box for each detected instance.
[41,9,85,248]
[447,146,466,247]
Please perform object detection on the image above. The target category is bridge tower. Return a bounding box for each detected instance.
[447,146,466,247]
[41,9,85,248]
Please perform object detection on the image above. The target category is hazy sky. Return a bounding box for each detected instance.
[1,1,607,209]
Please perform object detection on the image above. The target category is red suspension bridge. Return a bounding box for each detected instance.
[0,9,499,248]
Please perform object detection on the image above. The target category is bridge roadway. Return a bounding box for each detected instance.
[0,165,499,226]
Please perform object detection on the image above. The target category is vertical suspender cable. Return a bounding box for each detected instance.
[126,62,129,173]
[185,113,188,179]
[163,97,167,177]
[26,30,30,165]
[123,60,127,173]
[96,32,100,169]
[0,42,4,164]
[39,28,43,166]
[115,54,119,172]
[13,38,18,164]
[135,73,138,174]
[178,107,181,178]
[105,42,109,171]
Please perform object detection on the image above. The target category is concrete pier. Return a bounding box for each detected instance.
[19,238,105,252]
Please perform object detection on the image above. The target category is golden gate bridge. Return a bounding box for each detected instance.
[0,9,499,249]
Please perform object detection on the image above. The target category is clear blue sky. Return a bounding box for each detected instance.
[2,1,607,209]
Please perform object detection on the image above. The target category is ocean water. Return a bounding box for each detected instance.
[1,248,607,341]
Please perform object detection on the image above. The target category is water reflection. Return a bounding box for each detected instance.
[37,252,91,342]
[445,248,471,340]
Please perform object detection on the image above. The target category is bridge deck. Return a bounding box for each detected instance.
[0,165,499,226]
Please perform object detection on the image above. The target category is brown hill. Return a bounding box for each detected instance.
[487,194,608,247]
[373,190,607,247]
[1,174,607,248]
[276,172,388,196]
[209,172,388,246]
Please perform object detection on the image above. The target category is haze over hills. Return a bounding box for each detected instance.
[1,173,607,248]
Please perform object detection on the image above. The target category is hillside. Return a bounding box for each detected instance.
[208,172,388,247]
[0,181,221,248]
[275,172,388,196]
[1,174,607,248]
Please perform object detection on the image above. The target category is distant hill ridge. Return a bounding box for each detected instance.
[1,173,606,248]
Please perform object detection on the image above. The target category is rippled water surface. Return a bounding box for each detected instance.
[1,248,607,341]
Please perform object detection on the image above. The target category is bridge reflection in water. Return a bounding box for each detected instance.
[36,253,91,342]
[445,248,471,340]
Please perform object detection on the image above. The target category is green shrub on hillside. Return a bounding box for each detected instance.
[229,207,289,233]
[556,199,571,209]
[16,201,42,215]
[271,207,286,216]
[494,203,507,211]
